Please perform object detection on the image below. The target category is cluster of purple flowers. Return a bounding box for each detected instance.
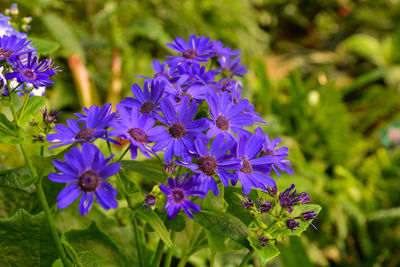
[45,35,294,218]
[0,9,58,97]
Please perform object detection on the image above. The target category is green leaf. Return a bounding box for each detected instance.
[0,113,22,144]
[41,14,86,62]
[0,209,58,267]
[135,205,173,247]
[120,160,165,183]
[165,214,185,232]
[271,204,322,237]
[193,209,250,248]
[0,166,35,193]
[248,232,280,266]
[17,96,46,127]
[62,222,124,267]
[30,37,60,55]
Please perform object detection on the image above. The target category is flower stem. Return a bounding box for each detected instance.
[239,249,254,267]
[117,145,130,162]
[133,216,145,267]
[10,103,71,267]
[164,231,176,267]
[152,237,165,267]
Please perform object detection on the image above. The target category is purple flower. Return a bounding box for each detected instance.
[257,235,269,247]
[109,105,166,159]
[48,143,120,216]
[153,96,207,163]
[5,53,58,88]
[120,80,165,118]
[0,35,31,63]
[143,193,157,207]
[40,106,61,123]
[266,185,278,195]
[210,41,241,58]
[177,134,241,196]
[302,210,318,230]
[257,198,272,213]
[234,134,276,195]
[159,174,204,219]
[166,35,213,65]
[47,104,117,149]
[256,127,293,177]
[279,184,310,213]
[217,56,248,78]
[205,91,254,141]
[286,218,300,233]
[136,60,175,81]
[241,196,254,209]
[177,62,216,85]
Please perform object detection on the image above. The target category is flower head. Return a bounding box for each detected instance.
[40,106,61,123]
[279,184,310,213]
[286,218,300,233]
[210,41,241,58]
[109,105,166,159]
[257,198,272,213]
[143,193,157,207]
[217,56,248,78]
[5,53,58,88]
[48,143,120,216]
[235,134,276,194]
[47,104,116,149]
[153,96,207,163]
[302,210,318,230]
[159,174,204,219]
[0,34,31,63]
[166,35,213,65]
[241,196,254,209]
[120,80,165,118]
[176,134,241,196]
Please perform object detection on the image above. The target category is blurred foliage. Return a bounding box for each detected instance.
[1,0,400,266]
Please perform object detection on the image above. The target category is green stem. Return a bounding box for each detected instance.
[18,86,34,122]
[152,237,165,267]
[133,216,145,267]
[239,250,254,267]
[10,102,71,267]
[117,145,130,162]
[177,227,203,267]
[40,145,44,157]
[164,231,176,267]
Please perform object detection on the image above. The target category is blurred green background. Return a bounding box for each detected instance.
[1,0,400,266]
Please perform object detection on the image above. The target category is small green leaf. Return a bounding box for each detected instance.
[0,209,58,266]
[194,209,250,248]
[17,96,46,127]
[0,113,22,144]
[120,160,165,183]
[248,232,280,266]
[165,214,185,232]
[62,222,124,267]
[30,37,60,55]
[0,166,35,192]
[135,205,173,247]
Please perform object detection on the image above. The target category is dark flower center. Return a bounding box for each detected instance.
[0,49,13,59]
[198,155,218,176]
[183,48,198,59]
[169,122,187,138]
[240,158,253,173]
[263,149,274,156]
[22,68,37,80]
[78,169,100,192]
[75,128,95,141]
[140,101,156,114]
[215,115,229,131]
[171,188,186,204]
[279,197,292,208]
[128,127,148,143]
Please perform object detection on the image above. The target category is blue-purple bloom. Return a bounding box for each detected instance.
[0,34,31,62]
[257,198,272,213]
[47,104,117,149]
[256,127,293,177]
[286,218,300,233]
[120,80,165,117]
[48,143,120,216]
[40,106,61,123]
[210,41,241,58]
[177,134,241,196]
[109,105,166,159]
[166,35,213,65]
[234,134,276,194]
[302,210,318,230]
[217,56,248,78]
[159,174,204,219]
[205,91,254,141]
[153,96,207,163]
[5,53,57,88]
[279,184,310,213]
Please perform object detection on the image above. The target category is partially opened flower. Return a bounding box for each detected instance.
[217,56,248,78]
[47,104,117,149]
[48,143,120,216]
[159,173,204,219]
[279,184,310,213]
